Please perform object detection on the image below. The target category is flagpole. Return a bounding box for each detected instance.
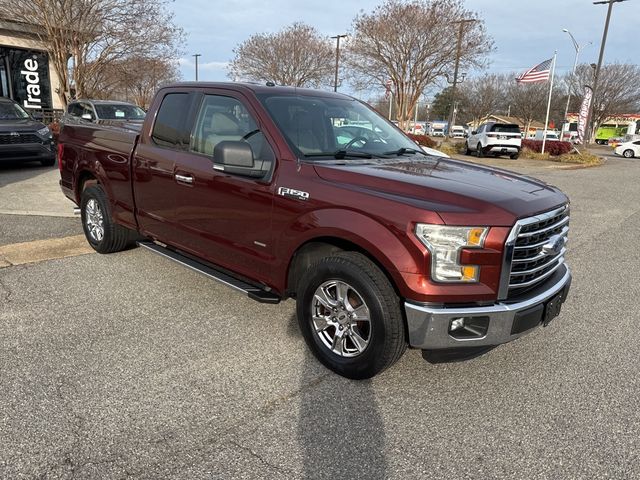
[541,51,557,154]
[388,91,393,120]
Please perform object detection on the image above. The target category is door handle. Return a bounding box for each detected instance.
[175,174,194,184]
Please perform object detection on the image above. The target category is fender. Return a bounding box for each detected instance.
[277,208,426,299]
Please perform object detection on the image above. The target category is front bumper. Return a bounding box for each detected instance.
[0,142,55,162]
[405,265,571,350]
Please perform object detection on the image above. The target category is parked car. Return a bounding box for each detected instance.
[59,82,571,379]
[534,130,560,141]
[449,125,466,138]
[62,99,146,126]
[0,97,55,166]
[465,122,522,159]
[614,140,640,158]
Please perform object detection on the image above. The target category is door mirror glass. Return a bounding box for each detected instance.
[81,113,93,121]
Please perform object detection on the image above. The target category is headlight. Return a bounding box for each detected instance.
[415,224,488,283]
[36,126,51,138]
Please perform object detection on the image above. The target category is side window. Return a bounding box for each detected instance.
[151,93,191,149]
[80,103,94,119]
[190,95,274,161]
[68,103,82,116]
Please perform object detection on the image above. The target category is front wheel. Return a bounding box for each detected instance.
[623,149,634,158]
[465,142,472,155]
[476,143,484,158]
[81,184,135,254]
[296,252,406,379]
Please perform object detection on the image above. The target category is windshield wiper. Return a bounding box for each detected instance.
[383,147,427,156]
[305,150,375,160]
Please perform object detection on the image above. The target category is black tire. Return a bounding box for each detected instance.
[40,156,56,167]
[476,143,484,158]
[465,142,472,155]
[510,152,519,160]
[623,149,634,158]
[296,252,407,379]
[80,184,134,254]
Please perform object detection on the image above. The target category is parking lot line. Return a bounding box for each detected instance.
[0,235,94,267]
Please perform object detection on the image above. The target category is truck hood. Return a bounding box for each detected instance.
[313,156,568,226]
[0,118,46,132]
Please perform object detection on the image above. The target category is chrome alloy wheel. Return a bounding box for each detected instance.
[85,199,105,242]
[312,280,371,357]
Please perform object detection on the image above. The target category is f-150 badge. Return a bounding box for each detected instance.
[277,187,309,201]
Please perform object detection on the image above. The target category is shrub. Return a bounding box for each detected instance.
[521,139,572,156]
[406,133,437,148]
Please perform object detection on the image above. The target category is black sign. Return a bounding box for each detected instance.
[0,46,53,111]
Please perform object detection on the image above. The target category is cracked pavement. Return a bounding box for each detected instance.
[1,152,639,479]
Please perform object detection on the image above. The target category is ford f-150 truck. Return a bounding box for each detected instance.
[58,82,571,379]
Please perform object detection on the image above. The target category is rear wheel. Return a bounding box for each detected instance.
[81,184,134,254]
[510,152,519,159]
[476,143,484,158]
[623,149,635,158]
[296,252,406,379]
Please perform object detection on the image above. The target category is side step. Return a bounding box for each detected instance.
[137,241,281,304]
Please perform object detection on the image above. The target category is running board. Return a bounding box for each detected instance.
[137,241,280,304]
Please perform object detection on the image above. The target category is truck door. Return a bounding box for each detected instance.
[148,91,277,284]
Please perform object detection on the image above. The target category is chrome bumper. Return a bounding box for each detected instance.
[405,266,571,350]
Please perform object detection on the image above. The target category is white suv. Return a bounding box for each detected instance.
[466,122,522,159]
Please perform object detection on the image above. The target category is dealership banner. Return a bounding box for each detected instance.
[0,46,53,111]
[577,85,593,145]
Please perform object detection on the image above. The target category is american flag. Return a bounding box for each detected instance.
[516,58,552,83]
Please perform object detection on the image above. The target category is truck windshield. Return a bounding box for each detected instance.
[257,94,420,159]
[94,104,146,120]
[0,101,30,119]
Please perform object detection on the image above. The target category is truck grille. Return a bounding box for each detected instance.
[0,133,40,144]
[502,205,569,298]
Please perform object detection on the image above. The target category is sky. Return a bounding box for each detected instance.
[172,0,639,99]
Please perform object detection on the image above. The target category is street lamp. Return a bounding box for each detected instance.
[330,34,347,92]
[561,29,591,127]
[584,0,628,144]
[192,53,201,81]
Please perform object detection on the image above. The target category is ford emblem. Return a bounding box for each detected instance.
[541,234,564,256]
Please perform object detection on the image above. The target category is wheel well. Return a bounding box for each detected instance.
[76,171,98,201]
[285,237,400,299]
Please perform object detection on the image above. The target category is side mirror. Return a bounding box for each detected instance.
[471,130,477,135]
[213,141,265,178]
[81,113,93,121]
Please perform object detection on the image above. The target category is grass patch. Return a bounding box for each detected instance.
[520,148,603,166]
[436,141,465,157]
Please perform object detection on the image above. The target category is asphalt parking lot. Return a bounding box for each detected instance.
[1,151,639,479]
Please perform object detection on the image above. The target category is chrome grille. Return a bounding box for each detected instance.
[501,205,569,298]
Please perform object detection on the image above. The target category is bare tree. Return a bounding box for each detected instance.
[569,63,640,137]
[1,0,184,106]
[507,80,565,135]
[229,23,334,87]
[344,0,492,129]
[460,74,510,125]
[85,57,181,108]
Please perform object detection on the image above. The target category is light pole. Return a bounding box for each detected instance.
[192,53,201,81]
[584,0,627,145]
[331,34,347,92]
[562,29,591,128]
[446,19,476,133]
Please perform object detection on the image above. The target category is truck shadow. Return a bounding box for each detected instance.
[286,314,388,479]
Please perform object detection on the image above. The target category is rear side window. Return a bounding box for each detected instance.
[152,93,191,148]
[491,124,520,134]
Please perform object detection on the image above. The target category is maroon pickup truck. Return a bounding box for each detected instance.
[59,82,571,379]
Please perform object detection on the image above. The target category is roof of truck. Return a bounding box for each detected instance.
[163,82,355,100]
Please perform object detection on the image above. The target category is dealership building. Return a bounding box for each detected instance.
[0,18,64,115]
